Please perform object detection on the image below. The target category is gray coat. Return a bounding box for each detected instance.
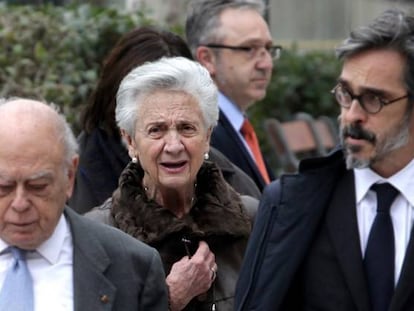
[65,207,168,311]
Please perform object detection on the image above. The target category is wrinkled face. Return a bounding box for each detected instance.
[0,119,77,250]
[128,90,211,191]
[210,8,274,110]
[338,49,414,174]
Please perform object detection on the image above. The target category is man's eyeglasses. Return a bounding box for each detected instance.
[203,43,282,60]
[331,84,408,114]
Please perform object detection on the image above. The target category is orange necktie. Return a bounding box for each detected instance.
[241,118,270,184]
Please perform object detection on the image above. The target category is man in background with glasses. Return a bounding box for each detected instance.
[185,0,280,191]
[235,8,414,311]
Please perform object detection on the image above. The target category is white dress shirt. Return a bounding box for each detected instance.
[0,214,74,311]
[218,92,255,159]
[354,158,414,285]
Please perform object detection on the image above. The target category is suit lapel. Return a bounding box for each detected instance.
[326,170,371,311]
[390,226,414,310]
[65,208,116,311]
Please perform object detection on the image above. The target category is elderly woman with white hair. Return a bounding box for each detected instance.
[86,56,258,311]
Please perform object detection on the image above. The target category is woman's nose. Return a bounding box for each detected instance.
[164,130,185,153]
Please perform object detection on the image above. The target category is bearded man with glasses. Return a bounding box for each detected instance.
[185,0,278,192]
[235,8,414,311]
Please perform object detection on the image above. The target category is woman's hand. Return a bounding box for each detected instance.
[166,241,217,311]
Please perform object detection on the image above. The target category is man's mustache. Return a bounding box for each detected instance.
[341,124,376,144]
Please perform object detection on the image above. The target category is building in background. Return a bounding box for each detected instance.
[122,0,414,50]
[124,0,190,25]
[6,0,413,50]
[269,0,414,49]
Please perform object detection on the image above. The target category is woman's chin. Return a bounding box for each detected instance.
[158,176,191,189]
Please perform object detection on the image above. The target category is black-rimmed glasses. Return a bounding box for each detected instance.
[331,84,408,114]
[203,43,282,60]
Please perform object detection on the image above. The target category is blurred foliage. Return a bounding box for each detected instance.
[249,46,342,171]
[0,3,153,132]
[0,3,342,173]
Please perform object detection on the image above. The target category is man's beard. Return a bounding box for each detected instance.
[339,115,410,169]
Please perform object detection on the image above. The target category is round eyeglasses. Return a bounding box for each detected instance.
[331,84,408,114]
[203,43,282,60]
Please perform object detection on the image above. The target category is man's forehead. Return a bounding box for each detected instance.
[218,9,271,41]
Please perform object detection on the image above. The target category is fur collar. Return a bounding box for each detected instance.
[111,161,251,245]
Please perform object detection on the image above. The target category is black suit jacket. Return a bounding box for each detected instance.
[210,110,274,191]
[293,169,370,310]
[299,170,414,311]
[236,149,414,311]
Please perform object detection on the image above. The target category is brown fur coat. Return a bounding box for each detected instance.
[108,161,254,311]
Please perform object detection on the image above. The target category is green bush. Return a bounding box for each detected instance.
[0,3,152,132]
[253,46,341,121]
[249,46,342,171]
[1,4,341,173]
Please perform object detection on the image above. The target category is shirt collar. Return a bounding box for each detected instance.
[354,157,414,206]
[0,240,8,254]
[36,214,69,264]
[218,92,245,131]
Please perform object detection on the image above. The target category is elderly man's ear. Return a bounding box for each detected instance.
[67,155,79,200]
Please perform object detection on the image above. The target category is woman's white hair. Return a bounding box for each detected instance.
[115,56,219,136]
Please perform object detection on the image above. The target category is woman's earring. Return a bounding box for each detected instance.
[204,152,209,160]
[132,156,138,163]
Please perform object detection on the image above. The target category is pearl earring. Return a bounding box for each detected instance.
[132,157,138,163]
[204,152,209,160]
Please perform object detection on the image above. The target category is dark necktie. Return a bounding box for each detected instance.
[0,247,34,311]
[364,183,399,311]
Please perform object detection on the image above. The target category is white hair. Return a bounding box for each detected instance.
[115,56,219,136]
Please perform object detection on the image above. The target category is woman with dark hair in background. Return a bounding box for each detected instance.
[69,26,260,214]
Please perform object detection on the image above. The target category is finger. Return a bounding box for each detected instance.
[210,266,217,280]
[192,241,214,262]
[194,241,210,255]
